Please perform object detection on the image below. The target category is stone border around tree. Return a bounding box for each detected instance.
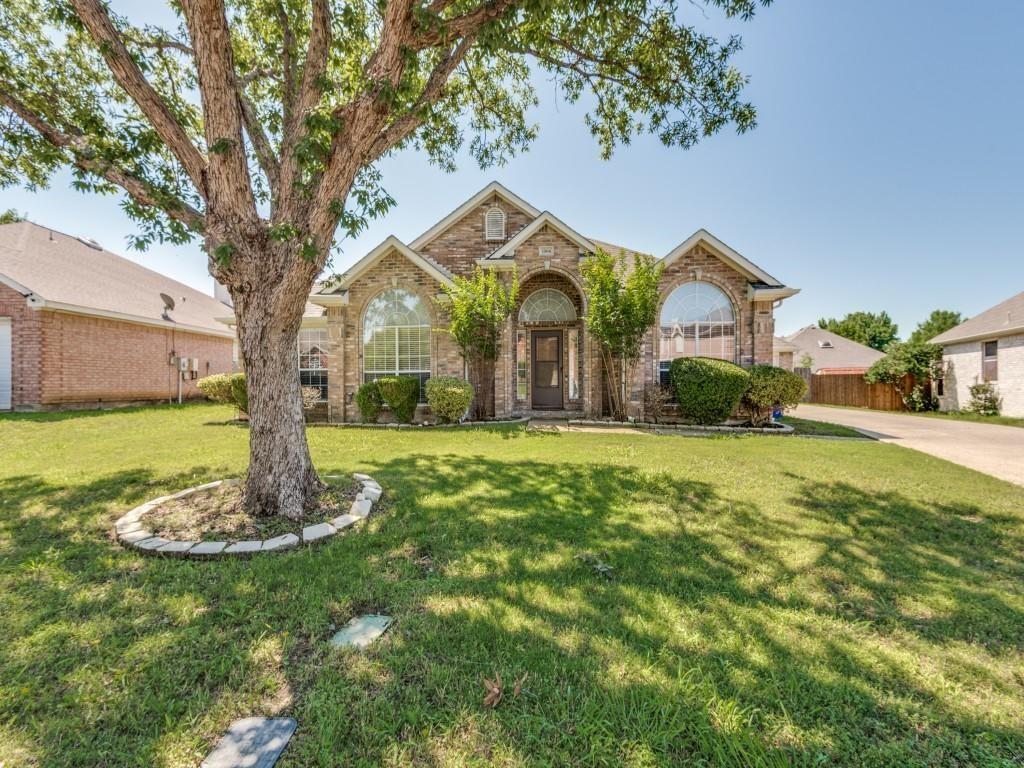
[308,417,530,429]
[113,473,383,559]
[567,419,796,435]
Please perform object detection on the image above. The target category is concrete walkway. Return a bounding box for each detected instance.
[794,404,1024,487]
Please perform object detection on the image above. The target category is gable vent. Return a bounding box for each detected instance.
[484,207,505,241]
[818,340,834,348]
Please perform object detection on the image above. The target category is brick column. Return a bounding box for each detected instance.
[326,307,345,422]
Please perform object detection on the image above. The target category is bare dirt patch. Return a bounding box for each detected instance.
[142,480,360,542]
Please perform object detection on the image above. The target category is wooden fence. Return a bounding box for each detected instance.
[795,368,912,411]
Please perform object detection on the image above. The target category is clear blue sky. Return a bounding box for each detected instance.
[2,0,1021,337]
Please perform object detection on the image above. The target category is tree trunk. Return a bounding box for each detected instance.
[469,353,495,420]
[232,262,323,519]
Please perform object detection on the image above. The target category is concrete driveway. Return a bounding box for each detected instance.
[794,404,1024,486]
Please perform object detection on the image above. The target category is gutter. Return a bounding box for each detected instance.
[32,298,235,339]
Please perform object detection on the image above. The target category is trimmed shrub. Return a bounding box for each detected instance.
[968,382,1001,416]
[740,365,808,425]
[642,383,672,424]
[197,373,234,404]
[355,380,384,423]
[229,373,248,414]
[426,376,473,424]
[375,376,420,423]
[301,386,322,411]
[669,357,750,425]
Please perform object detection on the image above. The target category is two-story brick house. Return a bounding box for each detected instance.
[291,182,799,422]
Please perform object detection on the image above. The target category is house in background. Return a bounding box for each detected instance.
[232,181,799,422]
[772,335,799,369]
[775,326,884,375]
[0,221,234,411]
[932,290,1024,417]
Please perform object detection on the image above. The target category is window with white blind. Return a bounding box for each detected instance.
[298,328,328,401]
[363,288,432,401]
[484,207,506,241]
[658,281,737,385]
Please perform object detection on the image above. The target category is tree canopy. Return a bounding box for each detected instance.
[0,208,25,224]
[865,341,942,412]
[818,311,898,351]
[909,309,962,344]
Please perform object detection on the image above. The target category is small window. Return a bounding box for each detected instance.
[982,340,998,382]
[484,207,505,241]
[935,377,944,397]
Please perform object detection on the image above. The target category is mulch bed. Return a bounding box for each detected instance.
[141,480,360,542]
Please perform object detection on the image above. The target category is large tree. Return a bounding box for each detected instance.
[818,311,898,352]
[909,309,962,344]
[1,0,769,517]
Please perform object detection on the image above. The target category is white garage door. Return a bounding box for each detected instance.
[0,318,11,410]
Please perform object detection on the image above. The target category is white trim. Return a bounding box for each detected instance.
[330,235,453,290]
[308,292,348,307]
[748,286,800,301]
[409,181,541,250]
[661,229,783,286]
[934,325,1024,346]
[33,299,235,338]
[0,271,34,297]
[484,211,595,261]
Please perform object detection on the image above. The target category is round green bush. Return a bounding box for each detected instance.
[740,365,807,425]
[669,357,751,424]
[355,380,384,423]
[197,373,234,404]
[229,373,248,414]
[375,376,420,423]
[425,376,474,424]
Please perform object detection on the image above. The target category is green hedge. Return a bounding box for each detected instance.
[197,372,247,413]
[355,380,384,423]
[375,376,420,423]
[229,374,248,414]
[740,365,807,425]
[669,357,750,424]
[425,377,473,424]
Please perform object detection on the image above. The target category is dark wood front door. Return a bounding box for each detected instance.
[531,331,562,408]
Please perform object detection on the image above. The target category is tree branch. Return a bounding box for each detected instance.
[413,0,521,49]
[0,87,205,231]
[236,87,280,192]
[69,0,208,197]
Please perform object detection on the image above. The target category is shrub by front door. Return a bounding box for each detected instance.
[531,331,562,408]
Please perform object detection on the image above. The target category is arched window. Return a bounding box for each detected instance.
[363,288,431,400]
[519,288,577,323]
[658,281,736,382]
[484,207,506,241]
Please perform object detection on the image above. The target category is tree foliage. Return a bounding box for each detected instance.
[909,309,962,344]
[865,341,942,412]
[739,364,806,425]
[0,208,25,224]
[581,248,662,420]
[818,311,899,351]
[669,356,749,424]
[440,266,518,419]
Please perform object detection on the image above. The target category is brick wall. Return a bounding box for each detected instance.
[0,281,42,407]
[37,310,233,407]
[419,196,534,276]
[940,334,1024,417]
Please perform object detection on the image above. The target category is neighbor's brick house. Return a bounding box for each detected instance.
[0,221,234,411]
[932,290,1024,417]
[223,182,799,422]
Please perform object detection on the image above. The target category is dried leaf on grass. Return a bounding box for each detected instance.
[482,671,529,708]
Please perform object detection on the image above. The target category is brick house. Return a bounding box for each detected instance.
[932,290,1024,417]
[231,182,799,422]
[0,221,234,411]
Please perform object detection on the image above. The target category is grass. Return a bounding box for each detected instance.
[1,403,1023,767]
[777,416,867,438]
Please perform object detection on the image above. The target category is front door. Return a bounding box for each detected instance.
[531,330,562,408]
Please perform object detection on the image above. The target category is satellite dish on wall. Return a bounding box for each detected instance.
[160,293,175,320]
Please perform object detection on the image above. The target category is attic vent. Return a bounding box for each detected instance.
[538,245,554,257]
[76,236,102,250]
[818,340,834,349]
[484,207,505,241]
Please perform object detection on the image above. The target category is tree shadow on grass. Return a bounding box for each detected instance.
[1,455,1023,766]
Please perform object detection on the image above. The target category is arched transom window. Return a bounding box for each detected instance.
[519,288,577,324]
[363,288,431,399]
[485,207,506,241]
[658,281,736,380]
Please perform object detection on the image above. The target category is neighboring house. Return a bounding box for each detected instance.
[777,326,884,374]
[0,221,234,411]
[222,182,798,422]
[931,290,1024,417]
[772,335,798,370]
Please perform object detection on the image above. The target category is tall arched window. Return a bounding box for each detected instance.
[363,288,431,400]
[658,281,736,383]
[519,288,577,323]
[484,207,506,241]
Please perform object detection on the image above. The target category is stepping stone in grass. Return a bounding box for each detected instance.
[330,614,392,649]
[201,716,297,768]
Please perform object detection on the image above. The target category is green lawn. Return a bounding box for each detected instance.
[778,416,867,438]
[2,404,1023,767]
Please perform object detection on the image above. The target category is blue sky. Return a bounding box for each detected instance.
[2,0,1021,336]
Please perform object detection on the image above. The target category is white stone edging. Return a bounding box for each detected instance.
[114,473,383,559]
[309,417,530,429]
[567,419,796,435]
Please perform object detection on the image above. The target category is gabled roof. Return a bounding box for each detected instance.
[783,326,884,373]
[409,181,541,250]
[482,211,595,261]
[0,221,233,337]
[661,229,783,287]
[931,290,1024,345]
[325,235,453,291]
